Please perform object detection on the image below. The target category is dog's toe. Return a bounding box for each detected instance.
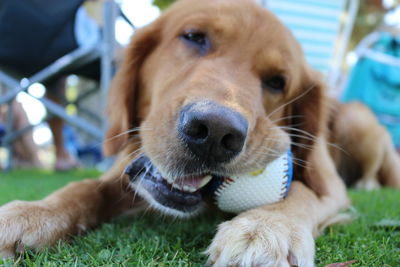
[0,200,70,258]
[205,210,315,267]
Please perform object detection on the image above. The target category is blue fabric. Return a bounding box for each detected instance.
[285,149,293,197]
[0,0,84,76]
[342,34,400,147]
[0,124,5,145]
[63,125,103,166]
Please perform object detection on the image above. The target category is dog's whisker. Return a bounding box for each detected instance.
[273,125,348,154]
[290,144,313,151]
[270,115,304,124]
[132,169,159,208]
[271,126,317,140]
[261,135,314,152]
[253,146,281,160]
[254,152,281,161]
[131,167,147,203]
[103,126,152,143]
[140,204,153,218]
[260,146,281,156]
[259,133,312,168]
[253,150,307,168]
[287,135,317,145]
[116,147,145,180]
[255,140,310,165]
[266,85,316,119]
[130,154,165,205]
[262,136,315,152]
[270,127,347,154]
[78,127,147,154]
[251,151,306,169]
[290,160,307,169]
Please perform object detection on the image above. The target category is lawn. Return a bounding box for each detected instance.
[0,170,399,266]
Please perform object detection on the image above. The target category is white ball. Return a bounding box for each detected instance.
[215,150,293,213]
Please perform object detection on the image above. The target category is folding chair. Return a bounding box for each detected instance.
[342,31,400,147]
[0,0,119,170]
[259,0,359,90]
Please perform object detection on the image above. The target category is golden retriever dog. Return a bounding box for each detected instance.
[1,0,399,265]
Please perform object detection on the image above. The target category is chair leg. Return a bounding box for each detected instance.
[101,0,118,133]
[5,101,14,170]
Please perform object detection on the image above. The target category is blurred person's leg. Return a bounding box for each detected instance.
[12,101,43,168]
[44,77,79,171]
[0,101,42,168]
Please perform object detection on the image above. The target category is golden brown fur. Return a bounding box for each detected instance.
[329,100,400,190]
[1,0,399,265]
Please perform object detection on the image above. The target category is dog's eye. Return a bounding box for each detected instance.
[262,75,286,93]
[180,30,210,55]
[182,32,206,45]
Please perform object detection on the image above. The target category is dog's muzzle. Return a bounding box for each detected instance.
[125,101,249,216]
[125,154,222,215]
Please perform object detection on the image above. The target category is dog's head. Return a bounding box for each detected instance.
[104,0,327,217]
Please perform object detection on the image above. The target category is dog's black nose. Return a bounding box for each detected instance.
[178,101,248,163]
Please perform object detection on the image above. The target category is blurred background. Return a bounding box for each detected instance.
[0,0,399,171]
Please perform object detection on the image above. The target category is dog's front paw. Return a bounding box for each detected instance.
[205,210,315,267]
[355,178,380,190]
[0,200,71,258]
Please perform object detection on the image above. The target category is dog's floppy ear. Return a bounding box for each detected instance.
[103,22,161,156]
[290,68,329,194]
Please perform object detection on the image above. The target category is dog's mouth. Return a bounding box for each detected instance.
[125,155,223,217]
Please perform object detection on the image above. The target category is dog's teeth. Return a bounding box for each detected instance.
[168,175,211,193]
[183,185,197,193]
[199,175,212,188]
[166,177,175,185]
[172,183,182,190]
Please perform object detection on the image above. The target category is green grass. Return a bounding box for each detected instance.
[0,171,399,266]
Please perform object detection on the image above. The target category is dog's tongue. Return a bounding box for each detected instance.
[172,175,213,193]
